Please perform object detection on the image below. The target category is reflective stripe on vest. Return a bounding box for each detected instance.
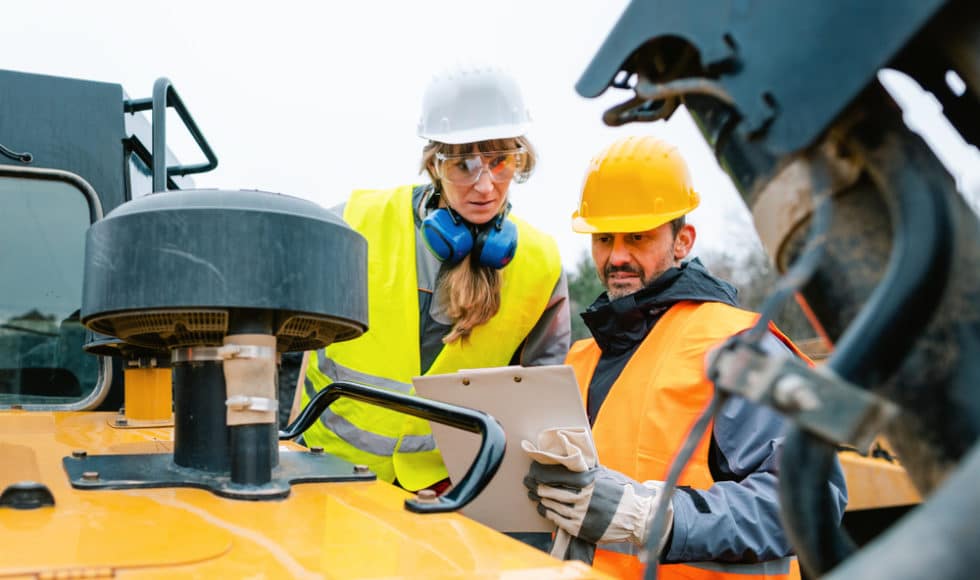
[303,375,434,457]
[317,353,412,394]
[567,301,806,580]
[684,558,795,575]
[595,545,795,575]
[301,185,562,490]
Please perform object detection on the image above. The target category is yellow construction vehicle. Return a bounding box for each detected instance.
[0,69,606,579]
[576,1,979,578]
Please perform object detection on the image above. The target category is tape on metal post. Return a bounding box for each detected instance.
[225,395,279,413]
[171,344,277,363]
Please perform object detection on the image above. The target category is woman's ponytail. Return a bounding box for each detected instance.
[437,255,502,343]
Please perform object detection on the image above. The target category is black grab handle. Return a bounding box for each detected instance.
[124,78,219,192]
[280,380,506,514]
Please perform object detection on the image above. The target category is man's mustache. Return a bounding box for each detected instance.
[605,265,642,277]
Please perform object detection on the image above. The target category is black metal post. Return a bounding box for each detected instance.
[227,309,277,486]
[172,361,230,472]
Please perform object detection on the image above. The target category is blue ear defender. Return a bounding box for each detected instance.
[421,207,473,265]
[473,210,518,269]
[420,197,518,269]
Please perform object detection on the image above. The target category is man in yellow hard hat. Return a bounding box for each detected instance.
[522,136,847,579]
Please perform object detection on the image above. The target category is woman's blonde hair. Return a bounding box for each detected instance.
[419,137,537,343]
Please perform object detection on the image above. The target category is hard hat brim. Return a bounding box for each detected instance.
[571,207,693,234]
[420,123,530,145]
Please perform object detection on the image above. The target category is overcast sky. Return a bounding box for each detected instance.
[3,1,977,270]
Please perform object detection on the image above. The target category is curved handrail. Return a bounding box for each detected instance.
[280,380,506,514]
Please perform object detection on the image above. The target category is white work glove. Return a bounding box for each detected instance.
[521,428,598,562]
[523,461,674,553]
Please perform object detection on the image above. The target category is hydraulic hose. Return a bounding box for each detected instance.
[778,428,854,576]
[643,391,728,580]
[777,82,955,577]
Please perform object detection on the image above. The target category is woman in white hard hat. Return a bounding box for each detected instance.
[299,63,570,494]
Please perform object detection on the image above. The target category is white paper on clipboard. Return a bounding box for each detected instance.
[412,364,594,533]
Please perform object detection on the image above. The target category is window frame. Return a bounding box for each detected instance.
[0,166,112,411]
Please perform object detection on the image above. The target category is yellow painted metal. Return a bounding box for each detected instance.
[839,450,922,511]
[123,367,173,422]
[0,411,609,579]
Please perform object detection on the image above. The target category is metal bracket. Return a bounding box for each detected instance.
[171,344,277,363]
[226,395,278,412]
[0,142,33,163]
[708,339,899,453]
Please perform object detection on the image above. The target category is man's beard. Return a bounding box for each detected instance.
[603,261,678,300]
[603,264,649,300]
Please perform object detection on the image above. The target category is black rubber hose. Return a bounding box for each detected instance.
[643,391,728,580]
[778,428,853,576]
[778,81,954,576]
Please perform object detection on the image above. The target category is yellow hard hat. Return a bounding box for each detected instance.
[572,136,700,233]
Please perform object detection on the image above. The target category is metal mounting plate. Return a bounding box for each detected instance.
[710,342,899,453]
[63,450,375,500]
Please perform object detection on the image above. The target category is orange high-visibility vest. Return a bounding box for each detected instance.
[566,301,804,580]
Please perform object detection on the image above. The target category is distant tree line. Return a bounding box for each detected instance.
[567,252,606,342]
[697,247,817,341]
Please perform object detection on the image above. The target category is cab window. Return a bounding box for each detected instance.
[0,173,100,407]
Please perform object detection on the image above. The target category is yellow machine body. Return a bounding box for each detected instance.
[838,446,921,511]
[0,410,605,579]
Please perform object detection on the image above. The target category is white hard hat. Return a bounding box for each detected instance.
[417,64,531,144]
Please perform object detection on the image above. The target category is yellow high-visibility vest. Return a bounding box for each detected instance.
[302,185,562,490]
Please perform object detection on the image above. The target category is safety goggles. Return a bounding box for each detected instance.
[435,148,527,186]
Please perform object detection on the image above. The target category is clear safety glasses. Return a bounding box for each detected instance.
[435,149,527,186]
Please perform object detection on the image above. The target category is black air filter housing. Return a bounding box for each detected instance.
[83,330,169,361]
[81,189,367,352]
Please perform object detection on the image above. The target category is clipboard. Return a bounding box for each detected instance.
[412,364,594,533]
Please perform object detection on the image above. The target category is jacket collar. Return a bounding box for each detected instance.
[581,258,739,354]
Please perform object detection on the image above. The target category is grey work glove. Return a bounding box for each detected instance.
[521,428,598,563]
[523,462,674,553]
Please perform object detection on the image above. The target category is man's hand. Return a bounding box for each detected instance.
[523,461,674,551]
